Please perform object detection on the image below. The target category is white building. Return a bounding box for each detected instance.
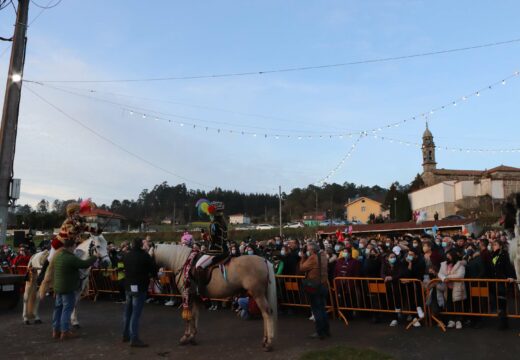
[229,214,251,225]
[409,179,509,220]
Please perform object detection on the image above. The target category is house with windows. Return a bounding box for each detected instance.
[344,197,383,224]
[81,208,125,232]
[229,214,251,225]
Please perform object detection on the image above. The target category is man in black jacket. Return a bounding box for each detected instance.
[122,238,155,347]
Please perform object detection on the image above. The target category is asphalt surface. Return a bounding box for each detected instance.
[1,297,520,360]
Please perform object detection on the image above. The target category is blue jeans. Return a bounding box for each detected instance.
[309,285,330,336]
[52,293,76,333]
[237,297,250,320]
[123,291,146,342]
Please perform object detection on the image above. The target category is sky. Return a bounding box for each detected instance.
[0,0,519,207]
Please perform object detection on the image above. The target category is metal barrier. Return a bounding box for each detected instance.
[275,275,335,315]
[426,278,520,331]
[89,269,121,301]
[149,270,182,299]
[333,277,427,329]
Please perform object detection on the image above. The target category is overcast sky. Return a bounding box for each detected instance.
[0,0,519,207]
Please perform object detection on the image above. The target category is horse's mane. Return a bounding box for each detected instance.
[153,244,192,272]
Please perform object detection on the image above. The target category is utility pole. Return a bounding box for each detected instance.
[172,201,176,231]
[0,0,30,245]
[278,185,282,237]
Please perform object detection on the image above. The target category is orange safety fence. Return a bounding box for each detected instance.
[89,268,230,303]
[333,277,427,329]
[275,275,335,315]
[425,278,520,331]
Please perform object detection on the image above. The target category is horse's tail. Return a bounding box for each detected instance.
[266,261,277,337]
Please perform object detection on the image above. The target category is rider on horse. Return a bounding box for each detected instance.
[37,201,101,285]
[209,202,228,253]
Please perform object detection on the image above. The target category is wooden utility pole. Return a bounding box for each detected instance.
[0,0,30,244]
[278,185,282,237]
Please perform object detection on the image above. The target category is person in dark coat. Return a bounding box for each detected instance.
[362,248,382,277]
[122,238,155,347]
[490,241,516,330]
[381,252,405,326]
[281,239,300,275]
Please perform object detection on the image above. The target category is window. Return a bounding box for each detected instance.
[361,206,366,212]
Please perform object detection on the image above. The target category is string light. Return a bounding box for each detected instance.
[315,134,364,186]
[25,69,520,141]
[369,135,520,153]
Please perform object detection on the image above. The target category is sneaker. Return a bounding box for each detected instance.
[417,306,425,319]
[447,320,456,329]
[164,300,175,306]
[389,320,398,327]
[145,298,155,304]
[309,314,315,321]
[412,318,421,327]
[455,321,462,330]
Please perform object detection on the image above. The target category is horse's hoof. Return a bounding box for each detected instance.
[24,320,30,325]
[179,336,190,346]
[72,324,81,329]
[34,319,42,324]
[263,344,273,352]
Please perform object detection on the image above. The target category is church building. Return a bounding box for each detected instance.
[408,124,520,220]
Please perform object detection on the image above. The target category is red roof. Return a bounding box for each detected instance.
[432,165,520,177]
[82,209,125,220]
[319,218,475,235]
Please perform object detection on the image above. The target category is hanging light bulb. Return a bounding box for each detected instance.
[142,114,146,119]
[502,80,506,85]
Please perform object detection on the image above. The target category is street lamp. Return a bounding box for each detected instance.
[393,197,397,221]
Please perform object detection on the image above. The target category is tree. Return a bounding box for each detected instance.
[36,199,49,213]
[409,173,425,192]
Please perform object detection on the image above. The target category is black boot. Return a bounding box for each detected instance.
[37,259,49,286]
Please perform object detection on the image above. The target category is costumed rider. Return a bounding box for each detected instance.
[209,202,228,253]
[180,231,194,247]
[37,199,101,285]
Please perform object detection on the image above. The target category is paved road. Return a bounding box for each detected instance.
[1,298,520,359]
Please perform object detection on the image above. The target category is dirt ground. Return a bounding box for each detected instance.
[2,297,520,360]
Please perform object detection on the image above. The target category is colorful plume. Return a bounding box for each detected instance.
[196,198,211,218]
[79,198,95,214]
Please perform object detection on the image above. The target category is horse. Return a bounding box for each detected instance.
[28,235,111,328]
[22,249,49,324]
[150,244,277,351]
[504,193,520,289]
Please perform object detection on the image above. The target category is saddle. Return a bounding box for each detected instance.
[192,252,231,296]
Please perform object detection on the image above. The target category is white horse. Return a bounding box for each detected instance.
[150,244,277,351]
[509,205,520,290]
[22,250,49,324]
[30,235,111,327]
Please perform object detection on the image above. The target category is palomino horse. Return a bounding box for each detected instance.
[23,249,49,324]
[29,235,111,327]
[150,244,277,351]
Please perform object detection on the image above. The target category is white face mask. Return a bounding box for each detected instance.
[280,250,286,256]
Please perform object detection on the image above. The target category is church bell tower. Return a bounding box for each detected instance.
[422,122,436,173]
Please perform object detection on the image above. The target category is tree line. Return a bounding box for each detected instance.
[9,175,425,230]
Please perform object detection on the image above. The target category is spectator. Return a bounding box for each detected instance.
[10,245,31,268]
[402,248,426,326]
[479,238,493,277]
[490,240,516,330]
[362,248,382,277]
[123,238,155,347]
[282,239,300,275]
[422,240,442,273]
[381,252,404,326]
[325,247,337,284]
[438,250,466,329]
[334,248,361,278]
[300,242,330,340]
[51,238,96,340]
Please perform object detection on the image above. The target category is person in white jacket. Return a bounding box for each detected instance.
[438,250,466,329]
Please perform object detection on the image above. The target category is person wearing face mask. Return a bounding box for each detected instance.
[229,243,240,258]
[381,252,404,326]
[282,240,300,275]
[362,248,381,277]
[402,248,426,326]
[478,238,493,277]
[334,248,361,309]
[438,250,466,330]
[299,242,330,339]
[422,241,442,272]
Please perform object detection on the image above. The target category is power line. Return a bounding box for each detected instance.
[26,37,520,83]
[26,68,520,139]
[30,0,61,9]
[29,0,61,25]
[24,85,212,189]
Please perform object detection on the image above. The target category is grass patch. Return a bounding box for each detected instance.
[300,346,393,360]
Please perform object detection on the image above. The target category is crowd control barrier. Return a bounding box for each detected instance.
[426,278,520,331]
[275,275,335,315]
[333,277,427,329]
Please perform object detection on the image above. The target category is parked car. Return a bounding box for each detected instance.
[283,222,305,229]
[256,224,275,230]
